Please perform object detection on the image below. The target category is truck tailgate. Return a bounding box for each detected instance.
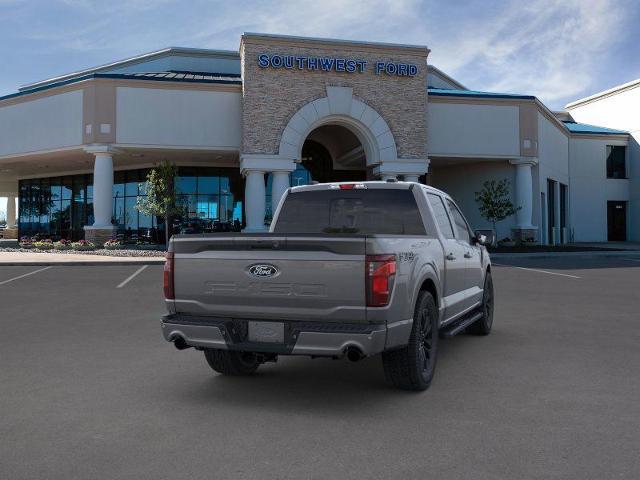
[172,235,367,323]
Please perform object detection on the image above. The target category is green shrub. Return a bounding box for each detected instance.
[71,240,96,251]
[54,240,73,250]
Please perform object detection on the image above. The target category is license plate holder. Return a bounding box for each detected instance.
[248,321,285,343]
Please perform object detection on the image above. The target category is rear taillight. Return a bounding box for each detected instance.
[366,254,396,307]
[164,251,174,300]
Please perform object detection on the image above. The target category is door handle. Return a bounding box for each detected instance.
[446,253,456,261]
[464,252,472,259]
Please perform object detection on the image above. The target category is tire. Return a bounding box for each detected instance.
[382,291,439,391]
[203,349,260,376]
[467,270,494,335]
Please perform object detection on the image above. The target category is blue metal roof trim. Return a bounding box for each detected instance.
[562,121,628,135]
[427,87,535,100]
[0,72,242,102]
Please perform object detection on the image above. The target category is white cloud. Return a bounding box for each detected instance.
[427,0,628,107]
[3,0,635,109]
[184,0,426,47]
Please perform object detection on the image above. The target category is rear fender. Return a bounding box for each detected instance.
[412,263,443,322]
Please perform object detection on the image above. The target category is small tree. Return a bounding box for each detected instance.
[136,161,182,246]
[474,179,519,241]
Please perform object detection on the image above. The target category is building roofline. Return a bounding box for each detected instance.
[562,121,628,135]
[19,47,240,92]
[565,78,640,109]
[2,72,241,104]
[428,88,630,140]
[427,65,467,90]
[428,88,535,100]
[241,32,430,55]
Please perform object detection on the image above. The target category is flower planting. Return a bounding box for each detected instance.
[70,240,96,251]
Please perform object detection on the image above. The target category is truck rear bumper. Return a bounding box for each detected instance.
[161,314,388,358]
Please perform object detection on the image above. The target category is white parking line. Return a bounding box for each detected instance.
[0,266,53,286]
[492,263,581,279]
[116,265,149,289]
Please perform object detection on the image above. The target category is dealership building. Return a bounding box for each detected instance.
[0,33,637,244]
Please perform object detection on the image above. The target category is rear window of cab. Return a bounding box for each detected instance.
[273,189,426,235]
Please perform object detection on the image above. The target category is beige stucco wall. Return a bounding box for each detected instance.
[569,136,629,241]
[567,86,640,241]
[427,101,520,157]
[116,86,242,148]
[0,90,83,157]
[240,35,428,160]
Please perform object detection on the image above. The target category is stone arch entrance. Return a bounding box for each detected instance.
[300,124,367,183]
[240,86,429,231]
[278,86,398,169]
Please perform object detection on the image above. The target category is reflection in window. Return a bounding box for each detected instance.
[606,145,626,179]
[18,167,244,241]
[427,193,455,239]
[446,198,472,242]
[172,168,244,233]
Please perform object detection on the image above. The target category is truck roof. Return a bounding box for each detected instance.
[289,180,451,198]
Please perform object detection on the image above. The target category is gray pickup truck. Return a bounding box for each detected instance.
[161,181,494,391]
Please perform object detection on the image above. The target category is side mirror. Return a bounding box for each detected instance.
[474,229,494,246]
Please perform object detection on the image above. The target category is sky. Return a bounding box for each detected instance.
[1,0,639,108]
[1,0,640,214]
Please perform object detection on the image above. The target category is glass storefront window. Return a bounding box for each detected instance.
[18,166,244,241]
[125,171,139,197]
[113,171,125,200]
[175,175,197,195]
[73,176,85,202]
[87,175,93,200]
[125,197,139,232]
[198,176,218,195]
[113,197,125,231]
[62,177,73,200]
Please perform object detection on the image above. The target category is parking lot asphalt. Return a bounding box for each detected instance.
[1,257,639,479]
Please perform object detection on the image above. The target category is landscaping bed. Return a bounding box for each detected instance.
[488,245,622,253]
[0,247,165,257]
[3,237,166,257]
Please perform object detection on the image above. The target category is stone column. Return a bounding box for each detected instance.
[240,154,296,232]
[510,157,538,242]
[6,195,16,228]
[271,171,290,215]
[83,146,118,245]
[373,159,429,184]
[244,170,266,232]
[2,195,18,240]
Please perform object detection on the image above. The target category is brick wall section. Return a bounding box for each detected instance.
[241,37,429,159]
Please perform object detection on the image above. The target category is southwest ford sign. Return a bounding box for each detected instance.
[257,54,418,77]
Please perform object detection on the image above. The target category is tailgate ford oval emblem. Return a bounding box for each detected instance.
[248,264,279,278]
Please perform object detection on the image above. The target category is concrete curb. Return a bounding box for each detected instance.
[491,250,640,260]
[0,259,166,266]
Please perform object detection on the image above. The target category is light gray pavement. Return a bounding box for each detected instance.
[1,257,639,479]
